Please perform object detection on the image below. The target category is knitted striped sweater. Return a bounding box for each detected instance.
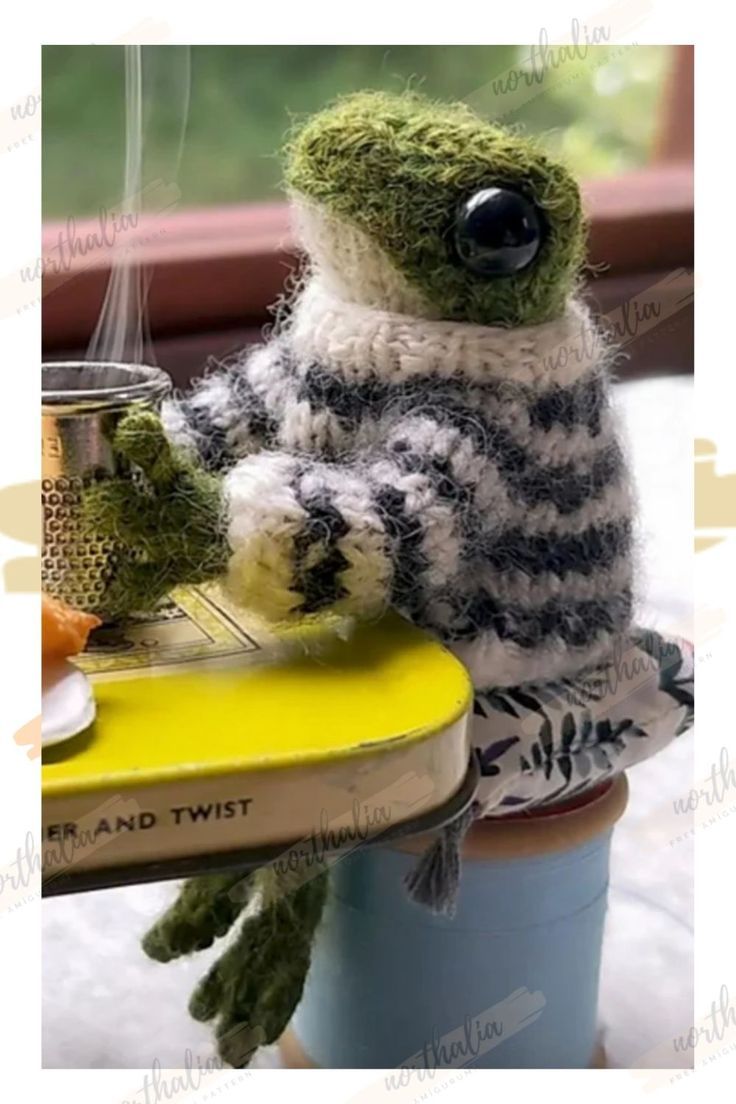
[162,279,634,689]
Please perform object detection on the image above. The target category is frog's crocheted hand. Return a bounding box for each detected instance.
[82,410,227,619]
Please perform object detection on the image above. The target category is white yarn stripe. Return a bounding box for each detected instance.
[299,465,393,617]
[223,452,307,620]
[369,455,464,588]
[277,401,353,456]
[161,398,198,457]
[470,559,633,610]
[245,341,294,412]
[448,629,621,690]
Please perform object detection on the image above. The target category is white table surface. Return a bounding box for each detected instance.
[42,375,694,1070]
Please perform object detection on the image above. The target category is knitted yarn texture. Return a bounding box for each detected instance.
[122,87,639,1065]
[86,90,633,691]
[285,91,586,326]
[164,282,633,689]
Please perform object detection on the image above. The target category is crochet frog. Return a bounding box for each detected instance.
[87,90,632,693]
[87,92,693,1068]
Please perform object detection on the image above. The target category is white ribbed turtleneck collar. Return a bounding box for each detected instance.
[288,279,607,391]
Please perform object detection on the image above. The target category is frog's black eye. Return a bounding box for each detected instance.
[453,187,544,277]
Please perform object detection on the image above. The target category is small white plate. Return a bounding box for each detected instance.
[42,660,96,748]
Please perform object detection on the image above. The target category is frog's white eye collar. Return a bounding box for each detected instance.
[290,194,435,318]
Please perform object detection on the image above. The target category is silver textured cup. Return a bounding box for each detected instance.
[42,361,172,615]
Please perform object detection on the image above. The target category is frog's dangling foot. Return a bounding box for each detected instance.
[189,864,329,1068]
[142,871,255,963]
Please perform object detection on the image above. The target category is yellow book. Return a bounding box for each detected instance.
[42,584,472,892]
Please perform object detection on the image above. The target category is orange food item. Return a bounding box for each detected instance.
[42,593,101,660]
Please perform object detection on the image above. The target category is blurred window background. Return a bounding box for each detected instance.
[42,44,670,219]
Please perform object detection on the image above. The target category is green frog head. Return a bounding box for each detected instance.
[285,91,586,328]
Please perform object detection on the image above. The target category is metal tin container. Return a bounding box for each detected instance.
[41,361,171,615]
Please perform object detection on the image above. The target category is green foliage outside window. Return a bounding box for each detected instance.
[42,44,668,219]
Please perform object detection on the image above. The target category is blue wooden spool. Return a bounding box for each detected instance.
[284,776,627,1069]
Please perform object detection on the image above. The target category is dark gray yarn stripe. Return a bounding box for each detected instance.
[295,359,386,424]
[528,376,606,436]
[293,363,622,514]
[297,360,606,437]
[478,519,632,579]
[443,587,633,650]
[291,479,351,614]
[372,483,432,624]
[178,399,230,472]
[178,367,279,471]
[228,366,280,443]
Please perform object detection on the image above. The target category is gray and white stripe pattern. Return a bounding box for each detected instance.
[162,282,634,689]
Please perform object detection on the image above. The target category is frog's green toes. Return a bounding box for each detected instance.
[113,409,181,486]
[142,872,254,964]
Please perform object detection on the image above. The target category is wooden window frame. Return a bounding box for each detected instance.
[41,47,693,387]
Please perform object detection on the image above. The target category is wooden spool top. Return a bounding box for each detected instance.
[396,774,629,861]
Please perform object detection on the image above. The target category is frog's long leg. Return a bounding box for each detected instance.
[189,866,329,1068]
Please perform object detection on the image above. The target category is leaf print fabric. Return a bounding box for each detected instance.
[472,629,694,817]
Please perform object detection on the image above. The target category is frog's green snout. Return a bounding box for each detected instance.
[285,91,586,328]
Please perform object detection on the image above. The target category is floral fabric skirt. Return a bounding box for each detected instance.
[472,629,694,817]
